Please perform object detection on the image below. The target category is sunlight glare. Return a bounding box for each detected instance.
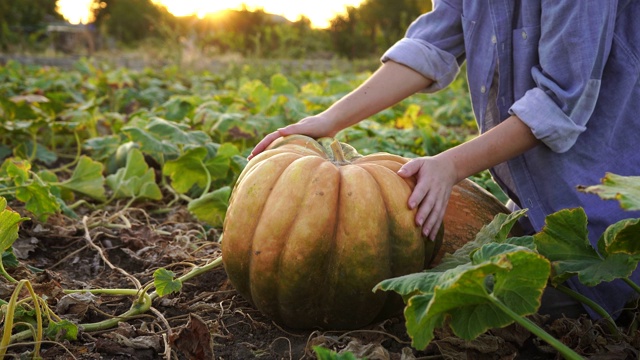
[58,0,365,28]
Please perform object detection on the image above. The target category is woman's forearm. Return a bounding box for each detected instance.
[322,61,434,132]
[438,115,540,183]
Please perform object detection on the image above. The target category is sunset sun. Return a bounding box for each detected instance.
[57,0,365,28]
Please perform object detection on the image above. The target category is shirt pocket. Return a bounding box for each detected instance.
[512,25,541,100]
[461,14,477,45]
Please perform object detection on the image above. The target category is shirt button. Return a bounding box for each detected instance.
[491,35,497,44]
[480,86,487,93]
[522,31,528,40]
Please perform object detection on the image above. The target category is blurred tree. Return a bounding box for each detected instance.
[91,0,175,45]
[329,0,432,58]
[329,6,369,60]
[0,0,64,50]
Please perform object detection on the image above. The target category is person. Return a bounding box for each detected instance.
[249,1,640,320]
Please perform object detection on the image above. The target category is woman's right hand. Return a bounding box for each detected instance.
[247,114,338,160]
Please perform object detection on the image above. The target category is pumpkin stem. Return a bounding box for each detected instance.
[329,139,349,165]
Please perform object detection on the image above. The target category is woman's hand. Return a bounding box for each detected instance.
[248,114,338,160]
[397,155,458,241]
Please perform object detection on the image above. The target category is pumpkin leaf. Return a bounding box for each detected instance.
[2,158,31,186]
[45,319,79,341]
[204,143,240,180]
[187,186,230,228]
[146,117,210,146]
[162,147,208,194]
[313,347,360,360]
[435,209,528,270]
[533,208,637,286]
[578,172,640,211]
[379,245,549,350]
[0,197,29,252]
[106,149,162,201]
[153,268,182,297]
[15,174,60,221]
[122,126,179,159]
[58,156,106,201]
[602,218,640,256]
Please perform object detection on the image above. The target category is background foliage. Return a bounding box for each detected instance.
[0,0,432,59]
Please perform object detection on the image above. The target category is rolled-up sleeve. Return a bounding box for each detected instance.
[381,0,465,93]
[509,1,617,153]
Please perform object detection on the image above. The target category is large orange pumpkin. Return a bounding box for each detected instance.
[222,135,443,329]
[221,135,517,329]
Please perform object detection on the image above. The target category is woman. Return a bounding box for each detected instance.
[250,1,640,319]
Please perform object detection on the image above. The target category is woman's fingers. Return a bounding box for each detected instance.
[248,130,283,160]
[397,156,456,241]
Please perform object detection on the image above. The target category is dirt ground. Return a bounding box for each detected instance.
[3,203,639,360]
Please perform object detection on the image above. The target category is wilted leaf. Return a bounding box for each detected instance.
[169,313,214,360]
[578,173,640,211]
[9,94,50,104]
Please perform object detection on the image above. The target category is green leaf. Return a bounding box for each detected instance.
[204,143,240,180]
[578,172,640,211]
[435,209,528,270]
[15,174,60,221]
[45,319,79,341]
[146,117,210,145]
[14,141,58,166]
[2,249,19,268]
[313,347,361,360]
[122,126,179,158]
[2,158,31,185]
[533,208,637,286]
[153,268,182,297]
[271,73,297,95]
[403,249,548,349]
[162,147,208,194]
[188,186,231,228]
[0,197,28,252]
[602,218,640,256]
[59,156,106,201]
[106,149,162,201]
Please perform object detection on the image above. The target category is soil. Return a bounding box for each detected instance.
[3,202,640,360]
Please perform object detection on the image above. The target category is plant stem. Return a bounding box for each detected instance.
[487,295,583,360]
[149,256,223,300]
[556,284,619,336]
[622,277,640,295]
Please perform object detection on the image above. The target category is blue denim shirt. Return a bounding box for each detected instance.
[382,0,640,318]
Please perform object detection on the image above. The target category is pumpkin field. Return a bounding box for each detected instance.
[1,57,640,359]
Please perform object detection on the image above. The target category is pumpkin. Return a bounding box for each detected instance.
[222,135,443,329]
[437,178,523,264]
[221,135,518,329]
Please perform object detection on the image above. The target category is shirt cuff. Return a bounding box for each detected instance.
[509,88,587,153]
[381,38,460,93]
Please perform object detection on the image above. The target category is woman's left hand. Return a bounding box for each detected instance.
[397,155,458,241]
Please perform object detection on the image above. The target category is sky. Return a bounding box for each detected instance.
[56,0,365,29]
